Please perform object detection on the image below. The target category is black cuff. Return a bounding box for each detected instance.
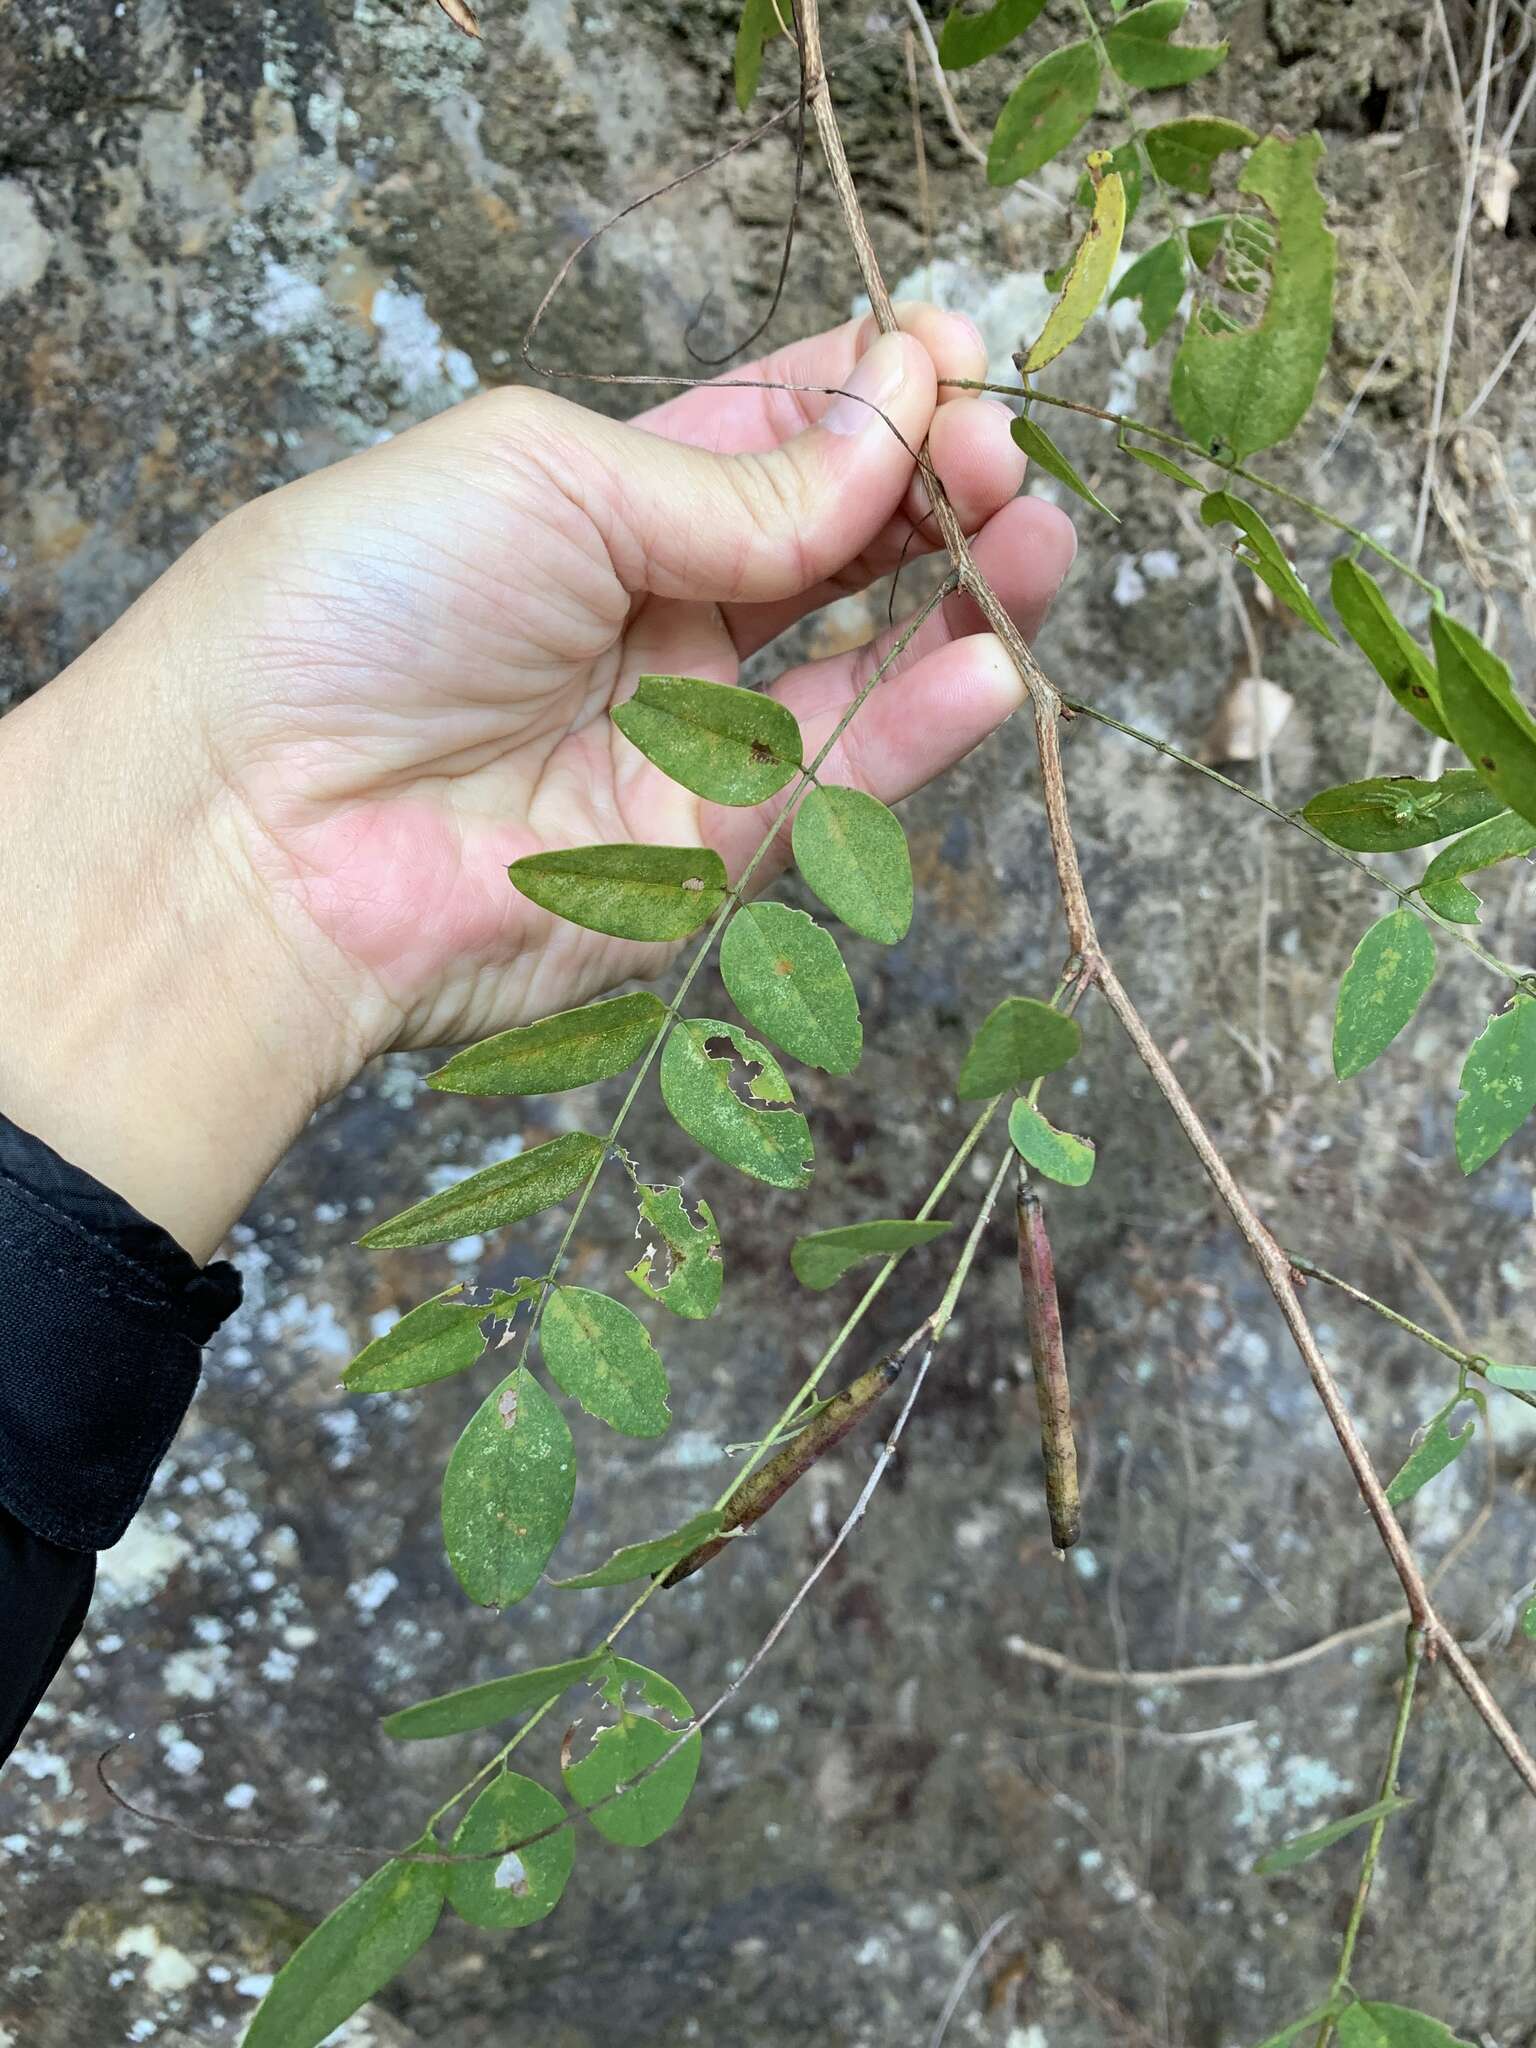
[0,1112,243,1551]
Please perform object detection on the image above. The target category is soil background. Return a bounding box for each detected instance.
[2,2,1534,2044]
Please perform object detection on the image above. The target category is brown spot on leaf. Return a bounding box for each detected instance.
[497,1384,520,1430]
[748,739,775,765]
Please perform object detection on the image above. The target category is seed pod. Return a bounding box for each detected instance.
[662,1352,904,1585]
[1018,1177,1080,1552]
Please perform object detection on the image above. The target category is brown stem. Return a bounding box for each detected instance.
[798,0,1536,1806]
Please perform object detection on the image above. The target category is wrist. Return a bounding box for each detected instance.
[0,612,363,1264]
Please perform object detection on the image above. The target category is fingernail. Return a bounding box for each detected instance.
[824,332,908,438]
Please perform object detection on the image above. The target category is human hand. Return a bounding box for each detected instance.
[0,308,1074,1259]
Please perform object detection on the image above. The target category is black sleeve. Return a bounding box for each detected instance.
[0,1111,243,1761]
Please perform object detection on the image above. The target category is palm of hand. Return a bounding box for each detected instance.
[200,318,1073,1064]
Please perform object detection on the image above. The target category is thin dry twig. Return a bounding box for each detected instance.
[930,1910,1023,2048]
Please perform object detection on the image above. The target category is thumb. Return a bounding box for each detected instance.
[509,330,940,607]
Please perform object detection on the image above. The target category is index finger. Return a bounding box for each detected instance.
[633,303,987,456]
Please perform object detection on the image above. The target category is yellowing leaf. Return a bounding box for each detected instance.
[1455,997,1536,1174]
[1332,910,1436,1081]
[987,41,1100,187]
[1021,159,1126,372]
[1171,134,1336,461]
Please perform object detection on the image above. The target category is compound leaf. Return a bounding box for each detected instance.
[1455,997,1536,1174]
[1330,560,1447,741]
[426,992,666,1097]
[442,1368,576,1607]
[792,785,913,943]
[937,0,1049,68]
[1202,491,1335,641]
[447,1773,573,1931]
[1255,1794,1413,1876]
[243,1852,446,2048]
[541,1286,671,1438]
[1418,811,1536,924]
[1008,1100,1097,1185]
[660,1018,813,1188]
[383,1653,609,1741]
[1102,0,1226,87]
[1385,1391,1483,1508]
[1107,235,1186,345]
[987,40,1100,187]
[358,1132,603,1250]
[790,1218,954,1291]
[720,901,861,1074]
[1332,910,1436,1081]
[958,997,1081,1098]
[508,844,727,942]
[1430,611,1536,829]
[1144,115,1257,194]
[1022,156,1126,372]
[563,1657,700,1848]
[612,675,803,806]
[1171,134,1335,461]
[1301,772,1505,853]
[1012,415,1119,519]
[551,1510,726,1589]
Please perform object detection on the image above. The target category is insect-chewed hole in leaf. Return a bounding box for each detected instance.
[702,1032,786,1109]
[748,739,775,765]
[493,1852,531,1896]
[497,1383,520,1430]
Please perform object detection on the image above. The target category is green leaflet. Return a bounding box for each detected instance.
[358,1132,604,1249]
[1522,1595,1536,1640]
[1418,810,1536,923]
[611,675,803,807]
[426,992,667,1097]
[1300,772,1505,853]
[734,0,784,109]
[447,1772,573,1930]
[343,1282,538,1394]
[541,1286,671,1438]
[790,1218,954,1291]
[1107,236,1185,346]
[720,901,862,1074]
[1484,1361,1536,1392]
[442,1368,577,1607]
[1201,491,1335,641]
[1144,116,1256,194]
[987,41,1100,187]
[563,1657,700,1848]
[508,843,728,942]
[791,785,913,943]
[937,0,1048,69]
[383,1653,608,1740]
[1021,158,1126,373]
[1186,213,1229,269]
[551,1510,726,1588]
[625,1178,723,1320]
[1102,0,1226,88]
[1455,997,1536,1174]
[242,1850,446,2048]
[660,1018,814,1188]
[1170,134,1335,461]
[1385,1390,1483,1508]
[1119,439,1205,490]
[1332,911,1436,1082]
[1335,2002,1475,2047]
[1254,1794,1413,1875]
[958,996,1082,1099]
[1011,416,1119,520]
[1330,560,1448,741]
[1008,1100,1097,1185]
[1430,610,1536,829]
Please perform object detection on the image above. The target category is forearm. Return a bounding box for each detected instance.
[0,587,357,1264]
